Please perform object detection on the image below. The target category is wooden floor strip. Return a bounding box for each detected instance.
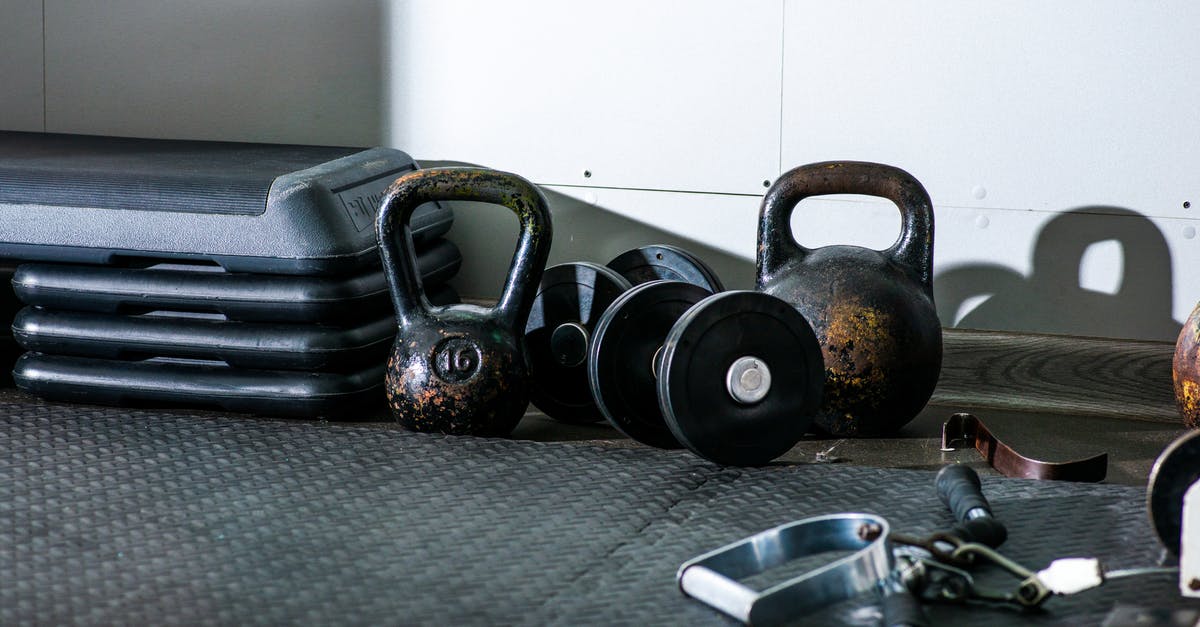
[934,328,1178,423]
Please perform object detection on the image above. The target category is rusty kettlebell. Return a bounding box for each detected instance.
[376,167,552,436]
[1174,303,1200,429]
[757,161,942,436]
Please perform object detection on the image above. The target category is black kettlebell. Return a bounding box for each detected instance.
[376,167,552,436]
[757,161,941,436]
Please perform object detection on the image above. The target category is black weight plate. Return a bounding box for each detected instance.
[524,262,632,423]
[659,291,823,466]
[588,281,712,448]
[606,245,724,293]
[1147,429,1200,554]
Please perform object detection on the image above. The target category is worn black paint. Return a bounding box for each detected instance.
[376,167,552,436]
[756,161,942,436]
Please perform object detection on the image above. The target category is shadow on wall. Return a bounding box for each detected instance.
[425,163,756,300]
[935,207,1181,342]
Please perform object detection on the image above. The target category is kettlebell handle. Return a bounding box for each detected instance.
[376,167,552,330]
[757,161,935,292]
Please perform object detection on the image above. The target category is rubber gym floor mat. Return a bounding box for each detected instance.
[0,390,1192,625]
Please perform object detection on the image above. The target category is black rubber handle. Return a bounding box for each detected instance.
[881,588,929,627]
[952,517,1007,548]
[937,464,991,519]
[936,464,1007,547]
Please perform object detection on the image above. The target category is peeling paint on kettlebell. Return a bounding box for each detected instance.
[757,162,942,437]
[820,302,897,434]
[1174,302,1200,429]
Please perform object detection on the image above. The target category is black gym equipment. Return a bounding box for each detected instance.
[12,309,400,372]
[1147,428,1200,555]
[756,161,940,437]
[588,281,710,448]
[525,247,724,424]
[12,352,385,419]
[0,132,453,274]
[377,167,552,437]
[11,239,462,323]
[589,281,824,466]
[524,262,632,424]
[606,244,725,293]
[0,263,19,384]
[0,133,464,413]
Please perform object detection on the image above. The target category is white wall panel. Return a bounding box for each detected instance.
[935,205,1192,342]
[781,0,1200,220]
[44,0,384,145]
[0,0,44,132]
[441,187,760,306]
[386,0,783,195]
[543,184,761,265]
[778,0,1200,340]
[774,196,1195,341]
[541,187,1196,341]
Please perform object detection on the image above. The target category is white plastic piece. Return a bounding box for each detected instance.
[1036,558,1104,595]
[1180,479,1200,598]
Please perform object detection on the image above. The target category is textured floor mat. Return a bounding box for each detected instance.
[0,391,1194,625]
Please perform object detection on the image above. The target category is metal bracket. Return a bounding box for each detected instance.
[941,412,1107,482]
[677,513,893,626]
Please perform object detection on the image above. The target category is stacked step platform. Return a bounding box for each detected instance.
[0,132,460,419]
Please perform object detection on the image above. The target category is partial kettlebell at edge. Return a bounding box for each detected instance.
[1173,302,1200,429]
[376,167,552,436]
[757,161,942,437]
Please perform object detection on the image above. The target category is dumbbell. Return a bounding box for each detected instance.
[588,280,824,466]
[524,245,723,424]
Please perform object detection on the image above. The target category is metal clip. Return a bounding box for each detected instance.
[950,543,1051,607]
[891,530,968,566]
[896,554,975,603]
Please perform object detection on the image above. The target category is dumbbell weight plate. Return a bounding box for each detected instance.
[1147,428,1200,554]
[589,280,714,448]
[525,262,633,423]
[607,245,724,293]
[659,291,823,466]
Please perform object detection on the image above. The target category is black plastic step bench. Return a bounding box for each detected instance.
[10,238,462,323]
[0,132,453,274]
[12,352,387,419]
